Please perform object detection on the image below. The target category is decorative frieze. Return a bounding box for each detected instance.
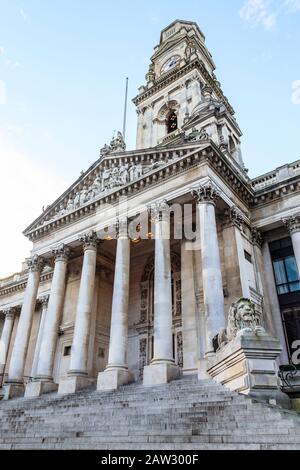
[139,338,147,380]
[177,332,183,368]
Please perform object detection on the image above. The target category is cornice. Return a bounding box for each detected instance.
[132,58,234,116]
[0,271,53,298]
[23,143,256,243]
[250,176,300,208]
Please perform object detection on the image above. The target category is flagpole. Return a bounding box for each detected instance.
[122,77,129,141]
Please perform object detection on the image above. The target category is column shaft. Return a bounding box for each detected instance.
[152,216,173,363]
[291,231,300,275]
[143,201,179,386]
[36,246,69,381]
[192,183,225,356]
[30,297,48,379]
[7,257,43,383]
[107,236,130,368]
[0,310,16,376]
[199,202,225,352]
[69,240,97,376]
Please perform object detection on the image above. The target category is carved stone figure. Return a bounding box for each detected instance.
[216,298,265,350]
[73,191,81,209]
[88,174,102,199]
[199,127,210,140]
[120,165,129,185]
[102,168,111,191]
[110,131,126,152]
[66,197,74,212]
[79,186,88,206]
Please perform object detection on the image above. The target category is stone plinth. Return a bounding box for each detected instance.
[97,368,132,391]
[3,383,24,400]
[207,330,287,404]
[58,376,95,395]
[24,380,58,398]
[143,362,179,387]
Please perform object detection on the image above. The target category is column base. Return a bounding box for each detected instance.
[143,362,179,387]
[198,358,209,380]
[97,368,132,391]
[58,375,95,395]
[3,382,24,400]
[25,380,58,398]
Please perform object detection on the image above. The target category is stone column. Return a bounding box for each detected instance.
[26,244,70,398]
[222,206,250,298]
[192,182,225,357]
[29,295,49,380]
[58,232,98,395]
[143,201,179,386]
[251,229,276,336]
[283,215,300,275]
[97,219,131,391]
[4,255,44,399]
[180,239,198,375]
[0,307,17,383]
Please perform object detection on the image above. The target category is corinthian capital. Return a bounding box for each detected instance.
[282,215,300,234]
[79,231,99,250]
[148,200,169,222]
[39,294,50,307]
[251,228,264,248]
[27,255,45,273]
[2,306,19,320]
[52,244,71,262]
[191,181,220,205]
[223,206,244,229]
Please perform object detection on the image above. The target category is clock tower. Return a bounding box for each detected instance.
[133,20,244,169]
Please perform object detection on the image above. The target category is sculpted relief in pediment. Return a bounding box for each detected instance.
[41,155,175,226]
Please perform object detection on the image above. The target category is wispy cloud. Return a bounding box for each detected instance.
[292,80,300,104]
[0,46,4,55]
[19,7,29,22]
[5,59,22,69]
[239,0,300,30]
[0,80,7,105]
[284,0,300,12]
[239,0,277,30]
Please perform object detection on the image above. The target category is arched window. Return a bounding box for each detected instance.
[167,111,178,134]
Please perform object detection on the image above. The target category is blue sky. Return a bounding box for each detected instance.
[0,0,300,276]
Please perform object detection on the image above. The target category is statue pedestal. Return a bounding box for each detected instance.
[207,330,288,405]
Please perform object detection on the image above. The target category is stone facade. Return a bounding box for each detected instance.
[0,20,300,401]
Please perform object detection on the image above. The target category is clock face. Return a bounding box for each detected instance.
[162,56,180,73]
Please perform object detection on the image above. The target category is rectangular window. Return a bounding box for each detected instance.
[282,307,300,360]
[98,347,105,358]
[270,238,300,296]
[272,257,300,295]
[63,345,71,357]
[244,250,252,263]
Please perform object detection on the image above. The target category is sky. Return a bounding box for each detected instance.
[0,0,299,278]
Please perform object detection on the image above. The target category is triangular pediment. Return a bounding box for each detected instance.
[23,143,207,238]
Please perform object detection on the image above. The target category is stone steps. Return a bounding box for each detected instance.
[0,376,300,449]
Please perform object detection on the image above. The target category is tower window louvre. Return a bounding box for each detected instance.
[167,111,178,134]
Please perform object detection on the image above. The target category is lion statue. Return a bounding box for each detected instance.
[215,298,265,351]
